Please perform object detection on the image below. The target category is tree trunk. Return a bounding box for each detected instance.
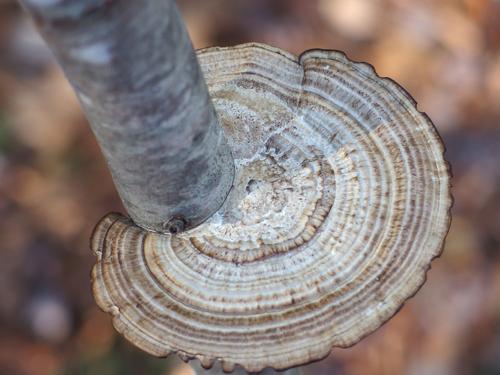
[19,0,234,233]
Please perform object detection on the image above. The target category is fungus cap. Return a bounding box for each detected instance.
[91,43,451,373]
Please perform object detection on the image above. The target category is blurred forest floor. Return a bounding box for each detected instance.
[0,0,499,374]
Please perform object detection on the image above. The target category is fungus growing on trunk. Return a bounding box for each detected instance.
[91,44,451,373]
[19,0,451,374]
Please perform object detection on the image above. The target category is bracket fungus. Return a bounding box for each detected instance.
[91,44,451,373]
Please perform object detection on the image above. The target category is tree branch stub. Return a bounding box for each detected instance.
[20,0,235,233]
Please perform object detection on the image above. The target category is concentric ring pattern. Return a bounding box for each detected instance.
[91,43,451,373]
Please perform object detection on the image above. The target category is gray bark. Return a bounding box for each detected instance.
[19,0,234,232]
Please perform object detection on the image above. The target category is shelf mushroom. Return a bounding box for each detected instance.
[91,43,451,373]
[19,0,451,373]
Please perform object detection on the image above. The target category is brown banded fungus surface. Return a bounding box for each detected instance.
[91,43,451,373]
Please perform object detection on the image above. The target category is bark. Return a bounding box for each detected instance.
[19,0,234,232]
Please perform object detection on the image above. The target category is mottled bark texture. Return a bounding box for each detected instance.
[20,0,234,232]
